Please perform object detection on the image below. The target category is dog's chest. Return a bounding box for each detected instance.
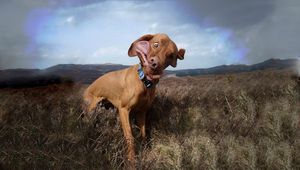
[131,87,155,109]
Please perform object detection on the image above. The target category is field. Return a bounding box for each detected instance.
[0,69,299,169]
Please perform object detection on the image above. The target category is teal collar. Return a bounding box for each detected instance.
[137,64,154,88]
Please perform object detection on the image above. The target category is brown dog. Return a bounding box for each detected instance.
[83,33,185,166]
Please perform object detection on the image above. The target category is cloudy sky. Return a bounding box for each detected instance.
[0,0,299,70]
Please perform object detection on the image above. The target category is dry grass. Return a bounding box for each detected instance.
[0,69,299,169]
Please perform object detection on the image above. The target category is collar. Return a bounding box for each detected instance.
[137,64,154,88]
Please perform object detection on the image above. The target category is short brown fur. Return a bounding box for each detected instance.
[83,33,185,168]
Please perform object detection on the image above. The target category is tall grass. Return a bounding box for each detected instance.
[0,69,299,169]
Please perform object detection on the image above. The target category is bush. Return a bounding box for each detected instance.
[182,134,217,170]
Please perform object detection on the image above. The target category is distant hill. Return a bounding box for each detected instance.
[0,58,298,88]
[172,58,298,76]
[45,64,128,83]
[0,64,128,87]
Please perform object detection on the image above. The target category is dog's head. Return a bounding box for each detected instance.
[128,33,185,79]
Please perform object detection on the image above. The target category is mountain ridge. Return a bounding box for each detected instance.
[0,58,298,87]
[172,58,298,76]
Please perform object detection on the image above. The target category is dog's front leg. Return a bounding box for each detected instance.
[119,107,135,168]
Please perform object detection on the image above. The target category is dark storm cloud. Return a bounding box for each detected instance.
[180,0,300,63]
[180,0,275,29]
[48,0,105,7]
[0,0,47,69]
[0,0,299,69]
[243,0,300,62]
[0,0,106,69]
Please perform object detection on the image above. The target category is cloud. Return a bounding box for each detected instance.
[178,0,275,30]
[0,0,299,69]
[65,16,75,24]
[90,47,124,64]
[148,23,248,69]
[24,1,247,69]
[0,0,48,69]
[179,0,300,64]
[241,0,300,63]
[0,0,105,69]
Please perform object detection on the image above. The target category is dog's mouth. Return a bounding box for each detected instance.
[134,41,150,67]
[142,62,162,80]
[137,51,149,67]
[136,53,161,81]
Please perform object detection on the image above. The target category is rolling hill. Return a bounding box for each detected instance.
[0,58,298,87]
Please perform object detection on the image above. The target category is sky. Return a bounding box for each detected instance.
[0,0,299,70]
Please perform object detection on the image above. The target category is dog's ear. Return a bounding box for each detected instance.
[170,48,185,68]
[177,48,185,60]
[128,34,154,57]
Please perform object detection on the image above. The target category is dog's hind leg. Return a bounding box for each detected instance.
[89,96,105,112]
[83,90,104,113]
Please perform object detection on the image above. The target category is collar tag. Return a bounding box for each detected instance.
[138,69,145,80]
[138,64,144,79]
[144,79,153,88]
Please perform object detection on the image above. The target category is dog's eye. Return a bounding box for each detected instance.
[153,42,159,48]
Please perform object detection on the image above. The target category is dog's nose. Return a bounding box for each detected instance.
[150,58,158,69]
[151,61,158,69]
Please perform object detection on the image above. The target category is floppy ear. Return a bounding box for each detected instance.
[177,48,185,60]
[170,48,186,68]
[128,34,154,57]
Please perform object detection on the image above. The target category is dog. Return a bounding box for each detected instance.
[82,33,185,167]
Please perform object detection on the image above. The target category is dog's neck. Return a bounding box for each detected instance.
[137,64,159,88]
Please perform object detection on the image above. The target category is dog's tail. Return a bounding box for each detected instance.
[82,89,94,112]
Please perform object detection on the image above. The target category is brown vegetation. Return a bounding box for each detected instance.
[0,69,299,169]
